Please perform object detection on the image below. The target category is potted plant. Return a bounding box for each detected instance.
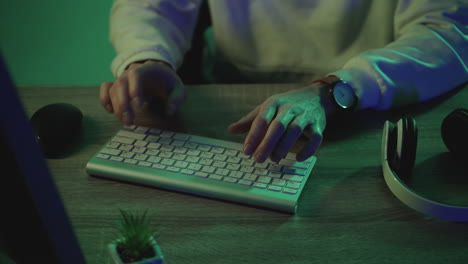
[108,209,164,264]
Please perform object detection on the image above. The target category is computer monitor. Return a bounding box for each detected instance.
[0,55,85,263]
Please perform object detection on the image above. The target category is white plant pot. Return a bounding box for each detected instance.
[108,236,164,264]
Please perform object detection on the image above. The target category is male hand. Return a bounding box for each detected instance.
[227,83,336,163]
[99,60,186,125]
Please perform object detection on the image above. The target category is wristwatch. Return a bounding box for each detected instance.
[313,75,358,112]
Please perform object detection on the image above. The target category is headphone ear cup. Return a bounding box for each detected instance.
[396,117,418,179]
[441,108,468,158]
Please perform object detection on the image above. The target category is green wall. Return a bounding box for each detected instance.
[1,0,115,85]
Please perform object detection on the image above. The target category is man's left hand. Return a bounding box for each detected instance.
[227,82,335,163]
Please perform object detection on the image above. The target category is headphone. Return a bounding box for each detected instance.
[381,108,468,222]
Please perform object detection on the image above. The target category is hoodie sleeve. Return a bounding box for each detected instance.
[109,0,202,78]
[330,0,468,111]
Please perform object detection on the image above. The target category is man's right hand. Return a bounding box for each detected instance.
[99,60,186,126]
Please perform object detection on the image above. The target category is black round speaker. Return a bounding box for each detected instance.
[441,108,468,158]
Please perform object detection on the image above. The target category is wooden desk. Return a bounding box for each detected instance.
[18,84,468,264]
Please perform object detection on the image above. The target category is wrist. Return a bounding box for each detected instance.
[127,59,173,70]
[309,82,340,118]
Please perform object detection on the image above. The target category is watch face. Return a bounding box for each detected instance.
[333,82,356,109]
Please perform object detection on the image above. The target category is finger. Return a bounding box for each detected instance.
[243,103,277,155]
[270,121,304,162]
[296,123,323,161]
[110,79,134,126]
[254,109,297,163]
[227,106,260,134]
[99,81,114,113]
[126,67,144,107]
[166,81,186,115]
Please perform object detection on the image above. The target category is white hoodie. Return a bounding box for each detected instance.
[109,0,468,110]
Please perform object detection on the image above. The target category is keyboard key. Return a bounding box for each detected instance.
[253,168,268,176]
[282,174,304,182]
[160,145,174,152]
[135,126,149,134]
[184,142,198,149]
[174,161,188,168]
[147,156,161,163]
[158,138,172,145]
[117,130,146,140]
[226,156,241,164]
[159,151,173,159]
[268,164,283,171]
[199,158,213,166]
[213,154,227,161]
[269,171,282,178]
[107,142,120,149]
[146,135,160,142]
[134,154,148,161]
[243,174,257,181]
[208,175,223,181]
[241,159,254,166]
[257,176,272,184]
[188,163,202,171]
[147,142,161,149]
[161,159,175,166]
[97,153,110,159]
[132,146,146,154]
[254,162,269,169]
[200,152,214,159]
[101,147,121,156]
[160,131,174,138]
[118,144,133,151]
[278,159,309,169]
[212,161,227,168]
[238,179,253,186]
[224,149,238,156]
[185,156,200,163]
[171,140,185,147]
[173,133,190,141]
[224,177,238,183]
[271,179,286,186]
[283,167,307,175]
[124,159,137,165]
[253,182,267,189]
[145,149,159,156]
[110,156,124,162]
[195,171,208,178]
[226,163,240,171]
[152,164,166,170]
[134,140,148,147]
[187,149,201,156]
[173,147,187,154]
[201,166,216,173]
[283,188,298,195]
[267,185,282,192]
[211,147,224,154]
[286,182,301,189]
[181,169,195,175]
[167,166,180,172]
[215,168,229,176]
[197,144,211,152]
[172,153,187,161]
[120,151,135,159]
[148,128,162,135]
[229,171,243,179]
[138,161,152,167]
[240,166,254,173]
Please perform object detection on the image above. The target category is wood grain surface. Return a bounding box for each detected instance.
[17,83,468,264]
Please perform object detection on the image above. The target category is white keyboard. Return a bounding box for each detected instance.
[86,125,316,213]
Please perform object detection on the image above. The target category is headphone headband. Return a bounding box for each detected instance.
[381,117,468,222]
